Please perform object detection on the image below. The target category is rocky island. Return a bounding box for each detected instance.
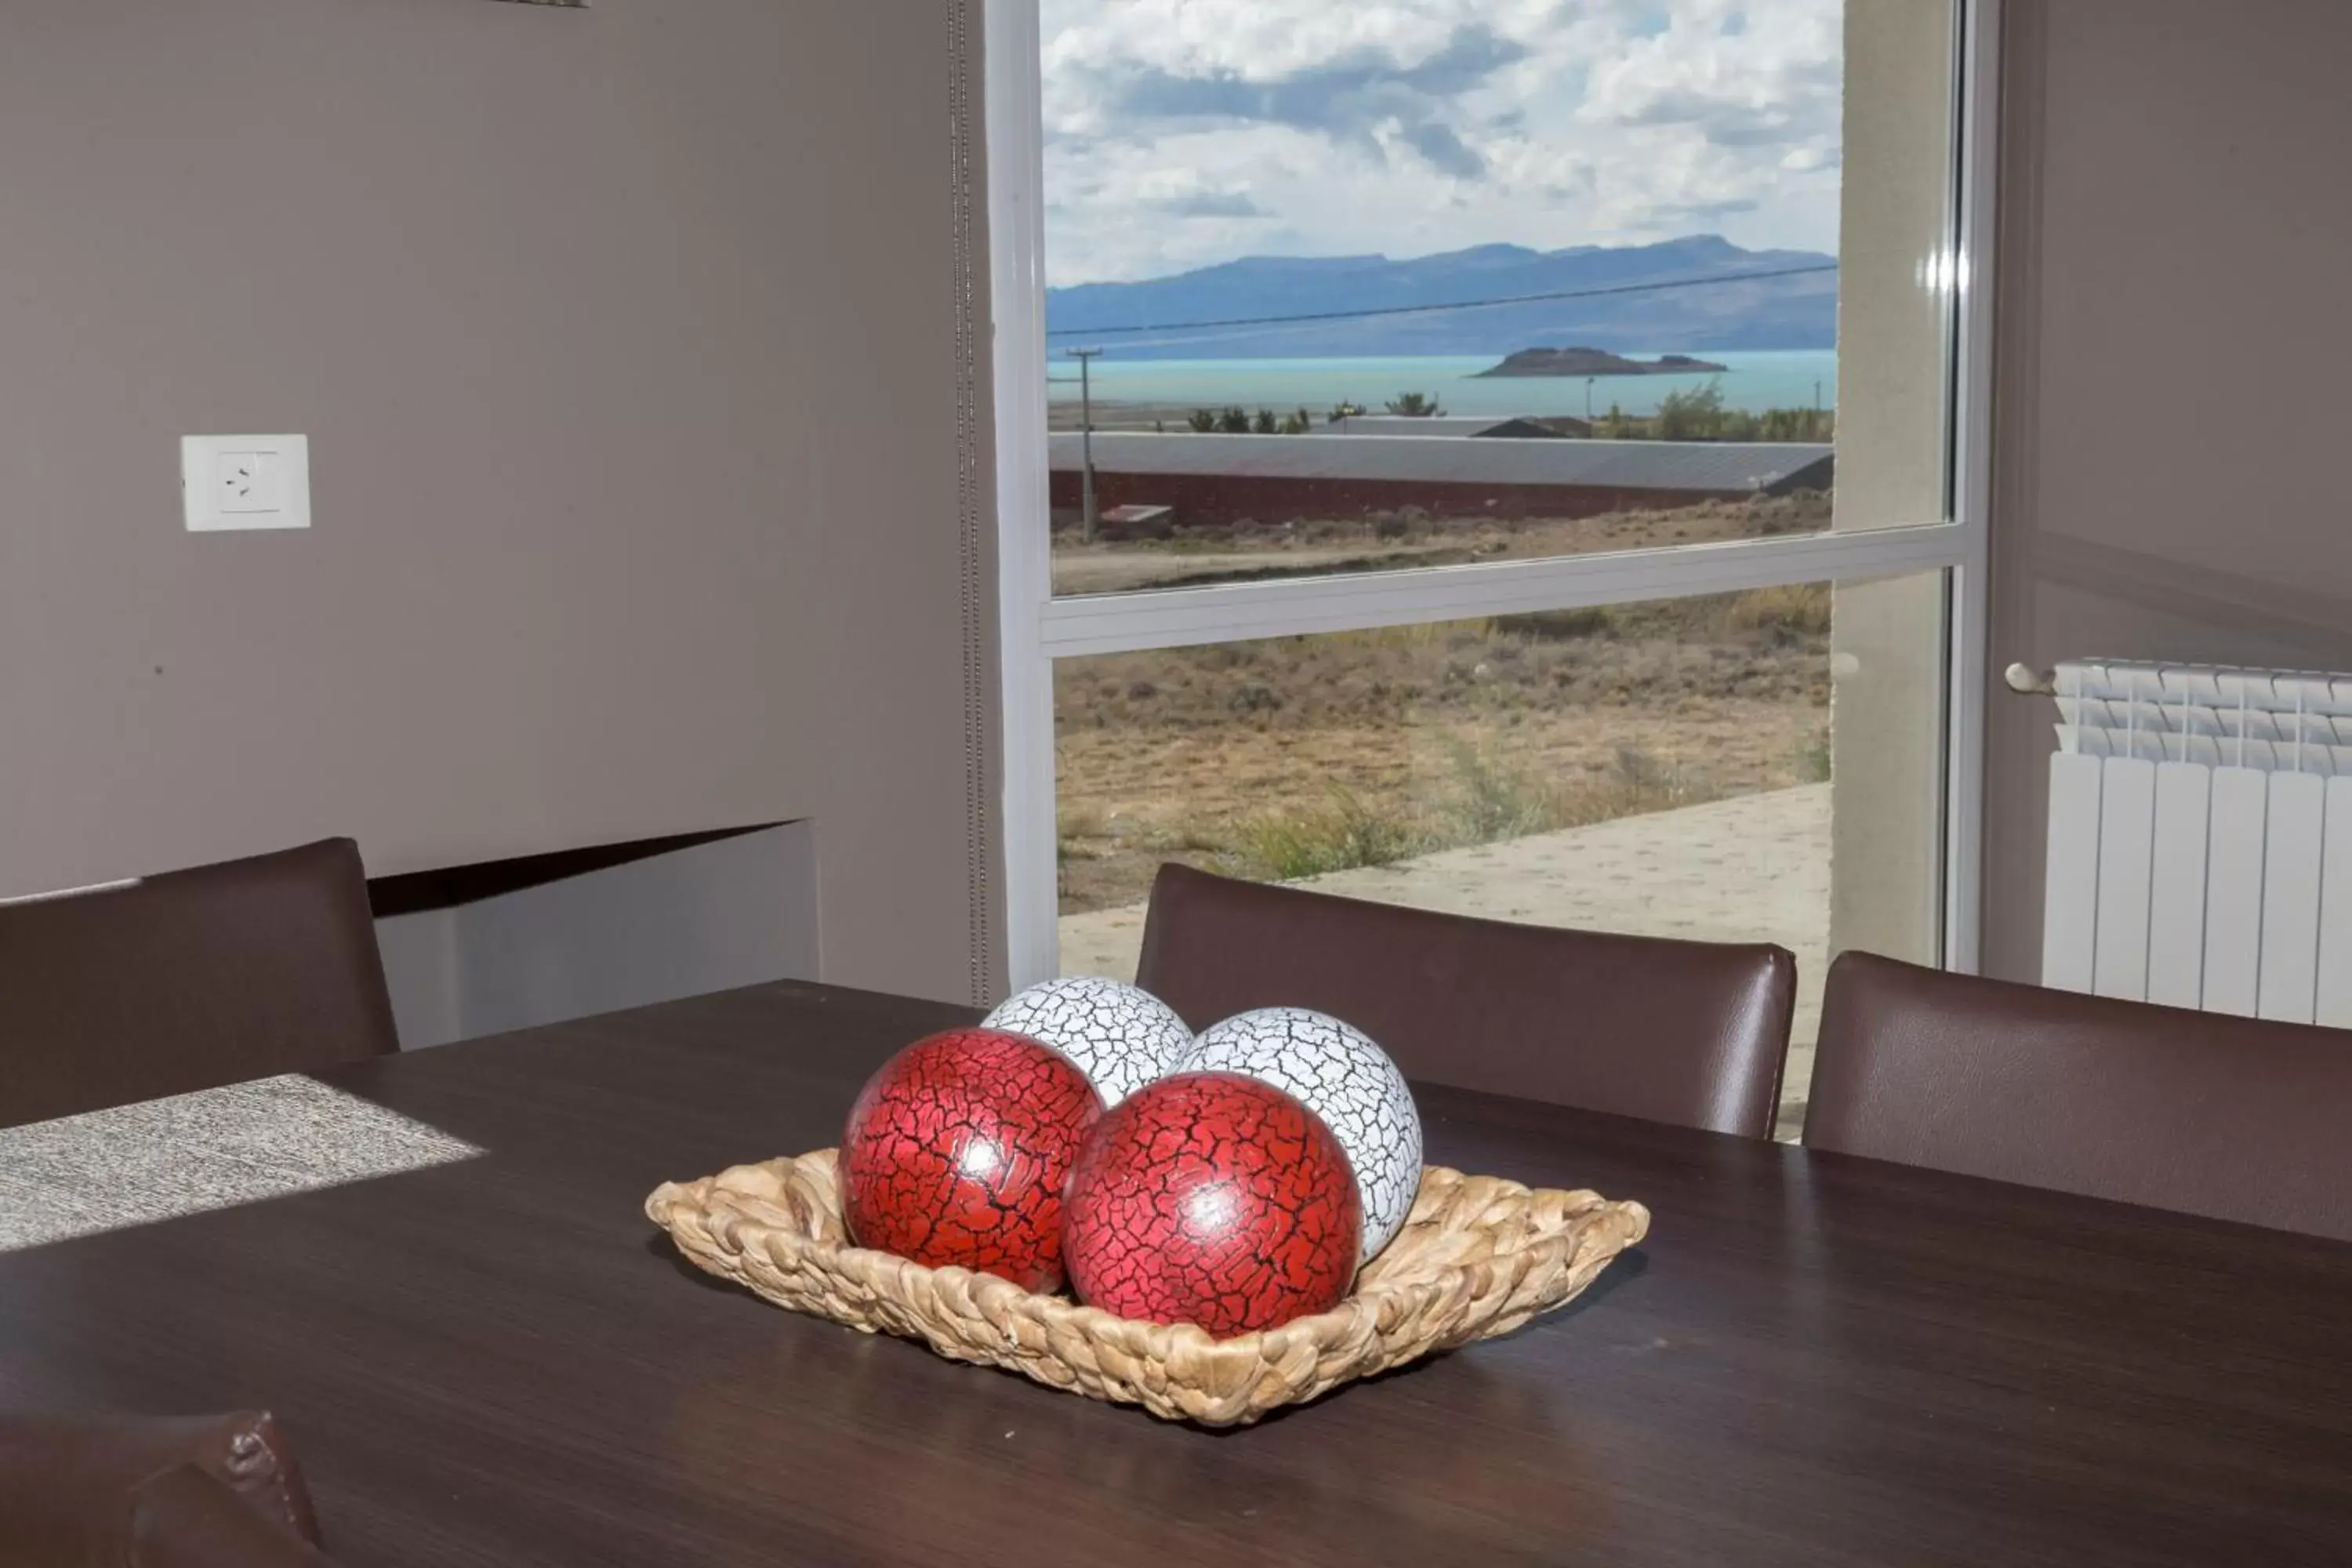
[1474,347,1730,378]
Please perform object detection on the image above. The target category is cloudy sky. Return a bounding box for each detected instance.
[1040,0,1845,285]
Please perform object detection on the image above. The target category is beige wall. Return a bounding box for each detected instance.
[0,1,1000,1004]
[1983,0,2352,980]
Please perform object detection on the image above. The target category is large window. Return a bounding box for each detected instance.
[993,1,1996,1133]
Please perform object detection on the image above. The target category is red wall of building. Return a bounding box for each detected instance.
[1047,470,1741,531]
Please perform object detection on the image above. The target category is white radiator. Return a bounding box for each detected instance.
[2040,659,2352,1025]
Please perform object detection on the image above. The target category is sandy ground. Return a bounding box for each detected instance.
[1049,492,1830,597]
[1054,586,1832,917]
[1048,542,1457,597]
[1059,783,1831,1140]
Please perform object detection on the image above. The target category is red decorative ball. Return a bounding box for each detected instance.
[1062,1072,1362,1338]
[840,1028,1103,1293]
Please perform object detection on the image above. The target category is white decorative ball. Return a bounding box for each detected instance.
[1181,1007,1424,1261]
[982,978,1196,1108]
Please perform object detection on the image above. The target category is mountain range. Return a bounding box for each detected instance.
[1045,235,1837,360]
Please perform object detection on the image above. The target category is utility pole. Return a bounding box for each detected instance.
[1069,347,1103,543]
[1584,377,1594,423]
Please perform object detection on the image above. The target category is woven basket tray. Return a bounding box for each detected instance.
[646,1149,1649,1428]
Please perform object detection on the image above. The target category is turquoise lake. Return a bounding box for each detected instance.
[1047,350,1839,419]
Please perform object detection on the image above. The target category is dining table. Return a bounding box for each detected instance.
[1,978,2347,1566]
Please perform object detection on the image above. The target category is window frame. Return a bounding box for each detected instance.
[988,0,2003,989]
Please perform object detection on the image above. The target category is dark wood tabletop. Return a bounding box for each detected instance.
[2,981,2348,1567]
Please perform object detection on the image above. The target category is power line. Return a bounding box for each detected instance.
[1067,347,1103,543]
[1044,261,1838,340]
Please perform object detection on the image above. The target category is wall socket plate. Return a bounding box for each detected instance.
[182,434,310,532]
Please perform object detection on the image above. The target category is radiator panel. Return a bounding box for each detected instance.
[2042,659,2349,1025]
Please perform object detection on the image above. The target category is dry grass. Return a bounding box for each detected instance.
[1228,740,1714,883]
[1054,560,1833,913]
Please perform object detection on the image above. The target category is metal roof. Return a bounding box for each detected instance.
[1318,416,1559,438]
[1048,433,1833,494]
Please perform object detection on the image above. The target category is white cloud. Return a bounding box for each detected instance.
[1040,0,1847,285]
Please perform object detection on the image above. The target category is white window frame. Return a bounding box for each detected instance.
[989,0,2002,989]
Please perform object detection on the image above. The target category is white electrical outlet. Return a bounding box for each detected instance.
[183,435,310,532]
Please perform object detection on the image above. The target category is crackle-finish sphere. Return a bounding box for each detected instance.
[1063,1072,1361,1338]
[839,1029,1103,1293]
[982,977,1195,1108]
[1181,1007,1423,1261]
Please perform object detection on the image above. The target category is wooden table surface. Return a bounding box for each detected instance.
[2,981,2347,1566]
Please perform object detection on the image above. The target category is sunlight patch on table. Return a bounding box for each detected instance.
[0,1076,481,1251]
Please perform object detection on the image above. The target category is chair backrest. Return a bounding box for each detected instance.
[128,1465,340,1568]
[1133,863,1797,1137]
[0,1410,325,1563]
[1806,951,2352,1242]
[0,840,397,1129]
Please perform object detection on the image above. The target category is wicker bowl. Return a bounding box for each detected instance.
[646,1149,1648,1428]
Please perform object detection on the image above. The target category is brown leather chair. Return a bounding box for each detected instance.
[1134,862,1798,1137]
[0,840,398,1131]
[1806,951,2352,1242]
[0,1410,327,1563]
[127,1465,340,1567]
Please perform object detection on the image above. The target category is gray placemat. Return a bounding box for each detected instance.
[0,1076,481,1252]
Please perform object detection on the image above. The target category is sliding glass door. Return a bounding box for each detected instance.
[991,0,1998,1132]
